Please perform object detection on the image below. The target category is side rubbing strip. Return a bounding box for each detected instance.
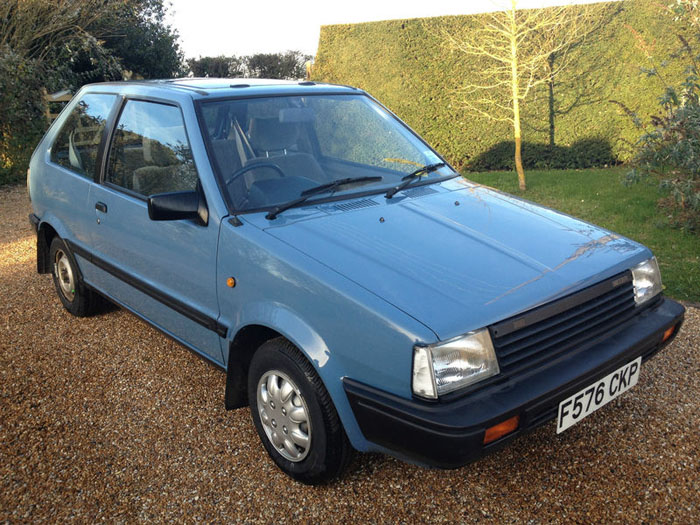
[65,240,228,338]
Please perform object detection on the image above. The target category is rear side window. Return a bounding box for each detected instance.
[50,93,117,178]
[106,100,198,197]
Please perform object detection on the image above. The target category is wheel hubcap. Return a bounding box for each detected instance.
[257,370,311,462]
[54,249,75,302]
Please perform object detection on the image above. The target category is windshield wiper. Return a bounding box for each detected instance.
[384,162,447,199]
[266,176,382,220]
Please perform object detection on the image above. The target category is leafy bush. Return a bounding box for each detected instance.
[188,56,245,78]
[188,51,312,80]
[246,51,311,80]
[626,1,700,232]
[468,138,616,171]
[0,0,184,186]
[98,0,185,80]
[628,84,700,231]
[0,48,46,185]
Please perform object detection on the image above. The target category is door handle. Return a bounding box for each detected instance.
[95,202,108,213]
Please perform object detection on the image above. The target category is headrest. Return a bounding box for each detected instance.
[143,126,183,166]
[279,107,314,123]
[248,117,299,152]
[68,129,84,171]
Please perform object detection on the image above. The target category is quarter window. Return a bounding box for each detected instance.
[50,94,117,178]
[106,100,198,196]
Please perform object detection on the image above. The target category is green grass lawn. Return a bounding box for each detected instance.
[466,167,700,303]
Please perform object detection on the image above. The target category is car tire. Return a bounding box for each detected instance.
[49,236,99,317]
[248,337,353,484]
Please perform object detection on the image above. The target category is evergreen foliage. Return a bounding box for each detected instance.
[0,0,183,185]
[187,51,311,80]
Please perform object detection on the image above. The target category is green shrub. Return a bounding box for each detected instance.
[628,83,700,232]
[0,47,46,186]
[622,1,700,233]
[468,138,617,171]
[0,0,184,186]
[312,0,690,171]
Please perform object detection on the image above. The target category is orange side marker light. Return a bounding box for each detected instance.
[483,415,520,445]
[662,325,675,343]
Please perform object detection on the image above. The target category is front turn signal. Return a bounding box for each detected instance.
[483,415,520,445]
[662,325,676,343]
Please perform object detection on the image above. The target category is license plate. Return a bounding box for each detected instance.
[556,357,642,434]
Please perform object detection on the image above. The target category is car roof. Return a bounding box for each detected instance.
[81,78,362,101]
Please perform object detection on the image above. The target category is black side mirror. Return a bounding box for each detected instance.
[147,190,209,225]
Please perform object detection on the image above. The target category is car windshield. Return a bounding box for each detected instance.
[199,94,454,212]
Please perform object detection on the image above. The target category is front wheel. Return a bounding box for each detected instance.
[248,338,352,484]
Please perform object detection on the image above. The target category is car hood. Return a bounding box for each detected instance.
[259,180,648,340]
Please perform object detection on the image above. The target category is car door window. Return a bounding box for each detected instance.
[106,100,198,196]
[50,93,117,178]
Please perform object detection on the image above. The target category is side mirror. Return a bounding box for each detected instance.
[147,190,208,225]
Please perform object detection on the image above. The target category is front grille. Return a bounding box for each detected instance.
[489,272,637,376]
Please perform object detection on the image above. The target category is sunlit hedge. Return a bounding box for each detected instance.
[312,0,690,170]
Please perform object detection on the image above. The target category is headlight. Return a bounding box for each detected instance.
[412,328,499,399]
[631,257,662,305]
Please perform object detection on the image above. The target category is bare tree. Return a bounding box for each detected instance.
[444,0,607,190]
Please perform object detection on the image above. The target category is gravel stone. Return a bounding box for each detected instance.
[1,185,698,522]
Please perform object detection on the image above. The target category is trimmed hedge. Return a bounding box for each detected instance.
[312,0,691,171]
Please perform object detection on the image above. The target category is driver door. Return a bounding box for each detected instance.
[85,98,224,363]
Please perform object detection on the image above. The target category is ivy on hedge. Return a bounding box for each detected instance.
[312,0,691,171]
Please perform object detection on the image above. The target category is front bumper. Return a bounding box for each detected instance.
[344,297,685,468]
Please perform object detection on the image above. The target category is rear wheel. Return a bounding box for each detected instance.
[49,237,99,317]
[248,337,352,484]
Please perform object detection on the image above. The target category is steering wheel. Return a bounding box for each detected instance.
[225,162,286,187]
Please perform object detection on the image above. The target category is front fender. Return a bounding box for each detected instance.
[226,301,372,449]
[217,219,438,453]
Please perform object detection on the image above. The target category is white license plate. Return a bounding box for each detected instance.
[556,357,642,434]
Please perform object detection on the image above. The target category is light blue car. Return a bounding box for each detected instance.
[28,79,685,483]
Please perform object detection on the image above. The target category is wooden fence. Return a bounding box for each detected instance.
[42,89,72,122]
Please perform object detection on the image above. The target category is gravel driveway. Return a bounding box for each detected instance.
[1,185,698,523]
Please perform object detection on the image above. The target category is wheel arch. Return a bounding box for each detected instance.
[36,221,59,274]
[224,306,336,411]
[33,213,77,275]
[224,311,370,452]
[225,324,281,409]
